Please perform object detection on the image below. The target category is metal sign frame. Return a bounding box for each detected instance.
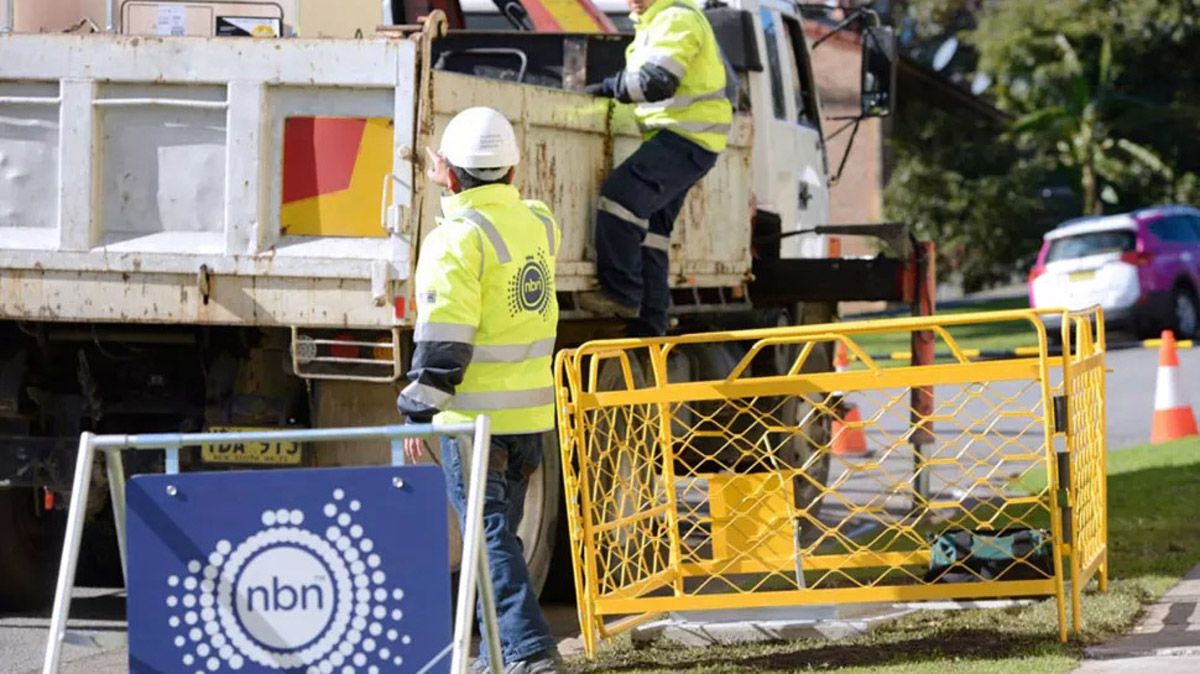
[42,419,501,674]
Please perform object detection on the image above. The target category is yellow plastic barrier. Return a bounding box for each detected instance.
[554,307,1108,656]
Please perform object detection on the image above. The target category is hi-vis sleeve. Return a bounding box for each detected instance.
[397,222,484,423]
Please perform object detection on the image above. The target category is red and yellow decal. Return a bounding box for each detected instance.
[522,0,618,33]
[281,116,393,238]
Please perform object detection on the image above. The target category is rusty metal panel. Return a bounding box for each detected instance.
[426,71,753,293]
[0,269,396,327]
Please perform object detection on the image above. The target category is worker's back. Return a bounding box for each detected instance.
[422,183,561,435]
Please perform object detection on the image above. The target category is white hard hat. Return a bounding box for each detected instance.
[439,107,520,181]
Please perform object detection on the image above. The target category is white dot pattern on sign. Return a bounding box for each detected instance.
[163,487,409,673]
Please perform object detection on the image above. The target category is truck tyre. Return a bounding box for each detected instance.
[764,306,832,540]
[0,488,58,610]
[1172,285,1199,340]
[518,430,562,597]
[553,355,663,599]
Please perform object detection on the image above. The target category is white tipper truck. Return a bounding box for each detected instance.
[0,0,899,605]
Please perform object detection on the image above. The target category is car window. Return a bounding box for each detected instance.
[1045,230,1136,262]
[1148,215,1200,243]
[781,15,817,125]
[759,9,787,121]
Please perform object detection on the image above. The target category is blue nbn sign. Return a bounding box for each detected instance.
[125,466,451,673]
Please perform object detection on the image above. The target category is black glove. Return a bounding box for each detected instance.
[584,82,609,97]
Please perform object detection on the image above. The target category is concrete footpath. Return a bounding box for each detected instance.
[1075,564,1200,673]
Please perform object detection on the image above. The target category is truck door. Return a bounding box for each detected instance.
[751,1,829,259]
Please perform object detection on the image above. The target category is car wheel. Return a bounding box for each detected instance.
[1172,286,1199,339]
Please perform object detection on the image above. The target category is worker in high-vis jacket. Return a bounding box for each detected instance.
[578,0,733,336]
[397,107,562,674]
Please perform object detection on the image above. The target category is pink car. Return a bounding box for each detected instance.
[1028,206,1200,339]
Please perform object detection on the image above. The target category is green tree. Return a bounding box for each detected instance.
[1010,34,1170,214]
[969,0,1200,212]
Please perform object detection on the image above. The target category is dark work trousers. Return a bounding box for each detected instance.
[439,433,556,665]
[594,130,719,336]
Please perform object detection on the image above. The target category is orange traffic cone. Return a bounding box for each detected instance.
[1151,330,1198,444]
[832,342,869,456]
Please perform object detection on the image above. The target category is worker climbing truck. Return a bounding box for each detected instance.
[0,0,902,605]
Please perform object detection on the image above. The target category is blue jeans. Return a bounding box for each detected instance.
[595,130,719,336]
[440,433,556,665]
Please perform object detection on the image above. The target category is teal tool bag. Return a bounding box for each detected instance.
[925,528,1054,583]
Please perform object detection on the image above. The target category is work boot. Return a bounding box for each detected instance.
[504,651,564,674]
[576,291,639,319]
[470,651,564,674]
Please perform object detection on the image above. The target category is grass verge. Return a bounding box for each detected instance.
[844,296,1036,359]
[567,437,1200,673]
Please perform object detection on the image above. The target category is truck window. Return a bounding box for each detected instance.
[759,9,788,121]
[782,15,817,125]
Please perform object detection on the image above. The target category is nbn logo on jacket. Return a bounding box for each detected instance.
[127,466,451,673]
[509,252,552,317]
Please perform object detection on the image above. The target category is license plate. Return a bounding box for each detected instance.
[200,427,301,466]
[1068,270,1096,282]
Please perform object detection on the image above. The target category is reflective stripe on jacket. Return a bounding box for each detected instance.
[627,0,733,152]
[397,183,560,435]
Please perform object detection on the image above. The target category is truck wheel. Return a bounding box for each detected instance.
[518,430,561,596]
[765,307,832,540]
[0,488,58,610]
[554,355,663,599]
[1172,285,1199,339]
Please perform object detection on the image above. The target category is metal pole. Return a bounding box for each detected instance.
[106,0,115,32]
[104,448,129,586]
[909,241,936,514]
[42,433,97,674]
[473,415,503,674]
[450,415,498,674]
[380,0,392,26]
[2,0,13,33]
[476,542,503,672]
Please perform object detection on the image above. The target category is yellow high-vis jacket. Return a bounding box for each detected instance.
[397,183,560,435]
